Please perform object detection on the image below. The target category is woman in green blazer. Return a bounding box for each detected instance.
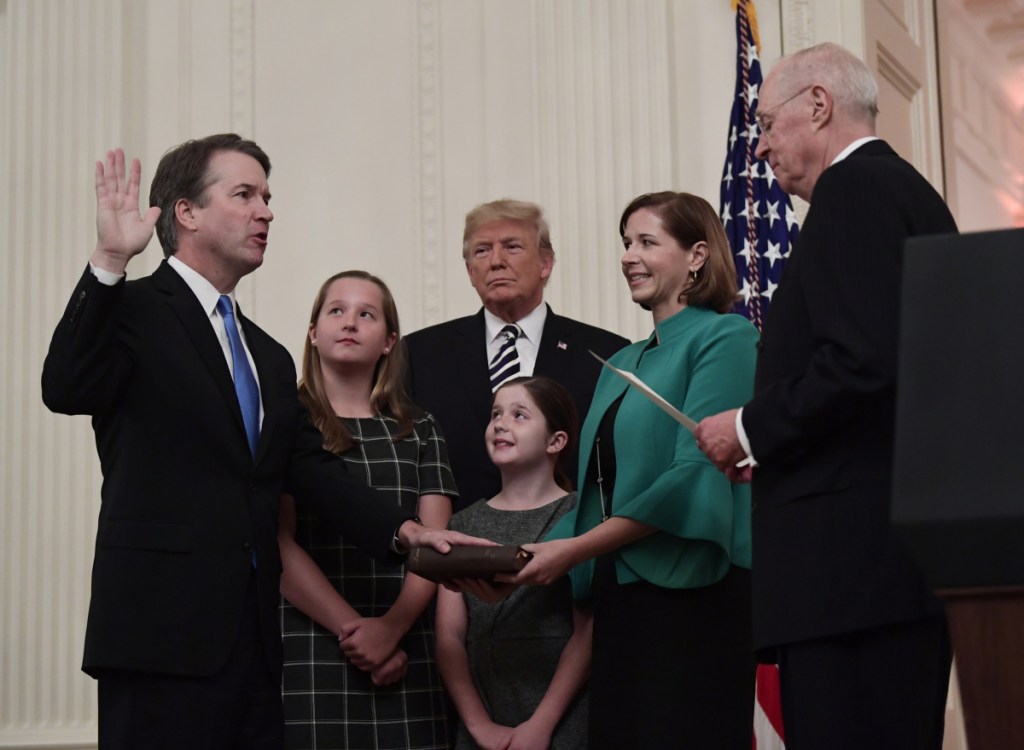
[505,192,759,748]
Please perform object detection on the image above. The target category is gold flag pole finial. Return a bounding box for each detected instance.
[731,0,761,55]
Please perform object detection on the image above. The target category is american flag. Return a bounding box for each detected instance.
[719,0,800,334]
[719,2,794,748]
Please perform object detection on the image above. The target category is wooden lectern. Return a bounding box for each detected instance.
[892,227,1024,750]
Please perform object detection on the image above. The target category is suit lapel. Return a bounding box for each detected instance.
[535,306,574,382]
[153,262,251,452]
[457,310,495,425]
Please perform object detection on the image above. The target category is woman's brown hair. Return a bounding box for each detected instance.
[619,191,739,314]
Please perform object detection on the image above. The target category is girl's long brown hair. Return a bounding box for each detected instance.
[298,270,415,454]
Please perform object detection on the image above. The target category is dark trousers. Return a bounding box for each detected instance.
[778,615,952,750]
[97,574,282,750]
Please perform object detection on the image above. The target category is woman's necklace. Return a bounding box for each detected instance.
[595,436,609,522]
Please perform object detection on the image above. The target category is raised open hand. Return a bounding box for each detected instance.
[92,148,161,275]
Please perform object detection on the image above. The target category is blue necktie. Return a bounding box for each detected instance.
[489,324,522,392]
[217,295,260,457]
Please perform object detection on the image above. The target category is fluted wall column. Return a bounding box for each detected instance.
[1,1,122,746]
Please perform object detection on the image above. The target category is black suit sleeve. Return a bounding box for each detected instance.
[285,404,410,564]
[744,159,952,463]
[42,267,132,415]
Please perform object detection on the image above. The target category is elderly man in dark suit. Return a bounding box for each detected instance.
[41,135,481,749]
[695,44,957,750]
[405,199,628,510]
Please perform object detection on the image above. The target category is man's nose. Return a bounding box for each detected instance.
[754,137,768,160]
[257,199,273,223]
[489,247,508,267]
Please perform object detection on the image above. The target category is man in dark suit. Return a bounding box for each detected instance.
[41,135,480,749]
[405,199,628,510]
[695,44,957,750]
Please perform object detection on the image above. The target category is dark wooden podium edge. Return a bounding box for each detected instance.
[938,586,1024,750]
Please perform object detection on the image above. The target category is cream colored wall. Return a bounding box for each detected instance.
[0,0,984,747]
[937,0,1024,232]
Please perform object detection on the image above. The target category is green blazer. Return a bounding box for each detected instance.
[548,306,758,602]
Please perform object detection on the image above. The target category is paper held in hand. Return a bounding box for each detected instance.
[589,350,697,432]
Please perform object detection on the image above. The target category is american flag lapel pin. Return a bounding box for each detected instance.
[557,341,568,350]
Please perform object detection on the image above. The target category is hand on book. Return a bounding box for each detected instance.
[494,539,577,587]
[398,522,495,554]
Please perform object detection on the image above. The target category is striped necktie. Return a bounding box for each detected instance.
[489,324,522,392]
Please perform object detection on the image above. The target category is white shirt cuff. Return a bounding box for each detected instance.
[89,262,125,287]
[735,407,758,468]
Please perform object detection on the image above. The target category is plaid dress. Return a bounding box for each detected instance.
[281,412,457,750]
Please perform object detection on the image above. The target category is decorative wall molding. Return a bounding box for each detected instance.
[938,0,1024,228]
[782,0,816,52]
[414,0,444,326]
[1,0,115,745]
[230,0,254,135]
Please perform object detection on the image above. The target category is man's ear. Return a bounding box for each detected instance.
[175,198,198,232]
[809,84,833,129]
[539,249,555,282]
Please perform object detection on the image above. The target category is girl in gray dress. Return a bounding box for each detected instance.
[436,377,591,750]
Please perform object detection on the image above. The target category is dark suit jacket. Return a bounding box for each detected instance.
[743,140,958,652]
[404,306,628,509]
[42,262,406,679]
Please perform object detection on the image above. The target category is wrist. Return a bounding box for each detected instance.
[90,248,129,277]
[391,516,423,554]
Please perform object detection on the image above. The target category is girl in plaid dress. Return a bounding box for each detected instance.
[279,271,455,749]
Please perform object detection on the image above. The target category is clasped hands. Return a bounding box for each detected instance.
[338,616,407,686]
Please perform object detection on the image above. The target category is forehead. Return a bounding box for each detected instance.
[206,150,269,188]
[624,207,666,234]
[756,65,790,112]
[469,218,538,247]
[494,384,534,407]
[322,277,383,306]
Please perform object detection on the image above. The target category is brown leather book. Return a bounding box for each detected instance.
[406,545,533,582]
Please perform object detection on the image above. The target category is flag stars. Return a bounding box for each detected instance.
[723,162,734,188]
[738,278,757,306]
[738,200,761,221]
[721,201,733,230]
[737,238,760,263]
[761,279,779,301]
[763,240,784,267]
[745,81,759,107]
[746,41,760,68]
[765,200,780,228]
[786,204,800,232]
[729,126,738,150]
[762,162,777,189]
